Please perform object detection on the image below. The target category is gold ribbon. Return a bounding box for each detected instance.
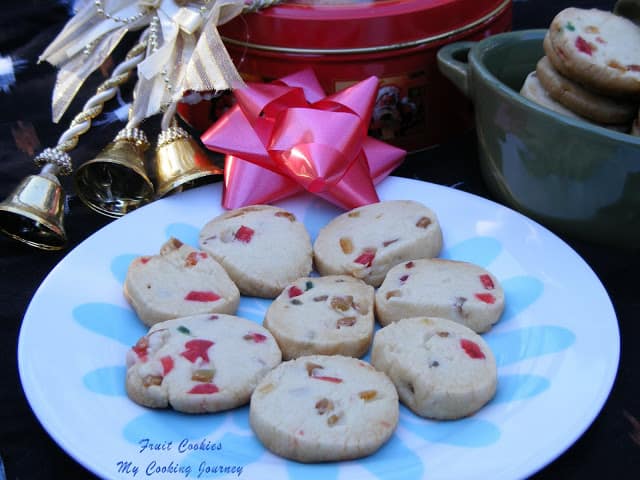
[41,0,256,124]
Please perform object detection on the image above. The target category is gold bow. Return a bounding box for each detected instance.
[41,0,268,124]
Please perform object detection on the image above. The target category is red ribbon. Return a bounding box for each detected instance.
[200,69,406,210]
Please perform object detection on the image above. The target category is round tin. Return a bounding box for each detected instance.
[187,0,513,152]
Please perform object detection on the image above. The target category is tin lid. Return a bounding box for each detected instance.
[219,0,511,52]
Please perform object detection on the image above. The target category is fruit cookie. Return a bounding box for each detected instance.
[535,56,637,124]
[371,316,497,420]
[546,8,640,97]
[375,258,504,333]
[264,275,375,360]
[249,355,398,462]
[520,70,583,119]
[126,314,282,413]
[313,200,443,287]
[124,237,240,326]
[199,205,313,298]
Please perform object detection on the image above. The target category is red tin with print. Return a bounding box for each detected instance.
[185,0,512,152]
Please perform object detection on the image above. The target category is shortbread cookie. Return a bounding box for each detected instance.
[536,56,638,124]
[264,275,375,359]
[371,317,497,420]
[375,258,504,333]
[313,200,442,287]
[126,314,281,413]
[124,238,240,326]
[520,70,583,120]
[199,205,313,298]
[250,355,398,462]
[546,8,640,97]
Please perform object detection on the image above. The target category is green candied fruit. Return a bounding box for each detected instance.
[305,281,314,291]
[565,21,576,31]
[177,325,191,335]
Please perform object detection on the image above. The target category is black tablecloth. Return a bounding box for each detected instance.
[1,1,638,479]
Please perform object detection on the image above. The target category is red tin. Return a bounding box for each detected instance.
[184,0,512,152]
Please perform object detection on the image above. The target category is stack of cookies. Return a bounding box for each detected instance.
[521,7,640,134]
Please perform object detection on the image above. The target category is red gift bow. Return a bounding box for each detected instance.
[200,69,406,210]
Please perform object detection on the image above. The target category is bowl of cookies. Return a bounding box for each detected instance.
[437,7,640,249]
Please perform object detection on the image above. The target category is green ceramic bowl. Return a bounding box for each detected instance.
[438,29,640,249]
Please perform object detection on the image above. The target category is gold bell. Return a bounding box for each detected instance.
[153,125,223,198]
[0,169,66,250]
[74,127,154,218]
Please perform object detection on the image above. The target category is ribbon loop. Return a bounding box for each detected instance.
[201,69,406,210]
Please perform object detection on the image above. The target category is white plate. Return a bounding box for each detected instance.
[18,177,619,480]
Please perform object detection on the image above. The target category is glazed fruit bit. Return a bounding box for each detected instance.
[354,249,376,267]
[167,238,184,249]
[185,251,207,267]
[139,256,151,265]
[160,356,174,375]
[358,390,377,401]
[305,281,314,291]
[385,290,401,300]
[347,211,360,218]
[234,225,255,243]
[460,339,486,359]
[315,398,334,414]
[306,362,324,376]
[188,383,219,394]
[479,274,495,290]
[313,295,329,302]
[143,375,163,387]
[313,375,343,383]
[399,274,409,283]
[181,339,214,363]
[339,237,354,254]
[475,292,496,304]
[275,211,296,222]
[415,216,431,228]
[382,238,399,247]
[305,362,344,383]
[177,325,191,335]
[336,317,357,328]
[405,261,415,269]
[575,36,595,56]
[258,383,275,394]
[132,337,149,360]
[288,285,304,298]
[327,413,342,426]
[436,331,450,338]
[191,368,215,382]
[184,290,221,302]
[243,332,267,343]
[330,295,353,312]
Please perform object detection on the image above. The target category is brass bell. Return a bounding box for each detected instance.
[153,125,223,198]
[74,127,154,218]
[0,169,66,250]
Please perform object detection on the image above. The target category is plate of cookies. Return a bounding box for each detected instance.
[18,176,619,479]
